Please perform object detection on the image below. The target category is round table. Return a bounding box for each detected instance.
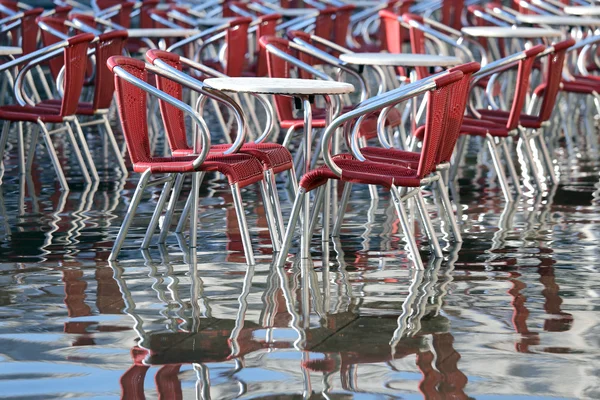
[563,6,600,16]
[461,26,562,39]
[516,14,600,27]
[339,53,460,67]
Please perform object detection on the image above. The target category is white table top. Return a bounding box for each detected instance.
[340,52,461,67]
[204,77,355,95]
[461,26,562,38]
[0,46,21,56]
[126,28,201,38]
[563,6,600,16]
[516,13,600,26]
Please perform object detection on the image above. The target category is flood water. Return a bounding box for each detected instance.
[0,117,599,399]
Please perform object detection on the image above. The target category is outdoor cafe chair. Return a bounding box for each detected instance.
[0,33,97,191]
[275,69,466,270]
[107,55,277,265]
[144,48,294,250]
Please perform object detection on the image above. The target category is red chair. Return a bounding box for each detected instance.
[33,30,130,177]
[106,56,273,265]
[276,70,466,270]
[145,48,295,250]
[0,33,97,191]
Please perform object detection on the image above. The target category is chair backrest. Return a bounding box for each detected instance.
[436,62,481,164]
[258,35,296,123]
[95,0,134,28]
[223,17,252,77]
[536,39,575,122]
[505,44,545,131]
[417,70,464,178]
[401,13,429,79]
[20,8,44,55]
[255,14,281,77]
[37,16,70,80]
[53,5,72,20]
[440,0,464,30]
[286,30,324,79]
[69,13,97,29]
[107,56,151,164]
[144,49,190,154]
[379,10,410,75]
[59,33,96,117]
[140,0,160,28]
[92,30,128,111]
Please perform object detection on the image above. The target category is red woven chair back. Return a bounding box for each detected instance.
[537,39,574,122]
[144,50,189,154]
[332,5,354,49]
[255,14,281,77]
[436,62,481,164]
[417,71,463,178]
[107,56,151,164]
[440,0,464,30]
[140,0,160,28]
[60,33,96,116]
[402,14,430,79]
[259,36,296,123]
[38,16,70,80]
[92,30,128,111]
[53,5,72,20]
[379,10,411,76]
[314,7,336,51]
[286,30,321,79]
[223,1,250,18]
[20,8,44,55]
[506,44,545,131]
[224,17,252,77]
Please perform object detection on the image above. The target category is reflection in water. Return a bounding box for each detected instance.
[0,124,598,399]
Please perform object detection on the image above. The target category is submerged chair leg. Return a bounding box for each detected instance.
[25,124,40,173]
[535,127,558,185]
[518,128,543,190]
[435,173,462,243]
[231,182,256,266]
[175,172,206,233]
[69,119,99,182]
[414,191,443,258]
[141,174,176,249]
[0,121,10,180]
[500,138,522,197]
[158,174,185,244]
[486,133,512,203]
[259,179,281,252]
[16,122,26,176]
[108,170,152,261]
[189,172,202,249]
[275,187,306,268]
[37,120,69,191]
[449,135,467,182]
[102,115,128,176]
[390,185,424,270]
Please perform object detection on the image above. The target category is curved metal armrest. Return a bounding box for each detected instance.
[93,16,127,31]
[53,0,91,12]
[407,19,475,62]
[177,56,277,144]
[0,11,23,26]
[0,40,68,73]
[14,48,64,106]
[486,4,520,24]
[38,20,73,41]
[168,10,202,28]
[276,15,316,33]
[324,77,439,176]
[113,64,211,169]
[70,17,103,35]
[149,12,185,30]
[150,59,247,155]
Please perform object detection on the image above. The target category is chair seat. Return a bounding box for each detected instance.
[38,99,97,115]
[477,109,542,129]
[172,143,293,174]
[0,104,65,123]
[299,154,422,192]
[359,146,419,169]
[133,153,264,188]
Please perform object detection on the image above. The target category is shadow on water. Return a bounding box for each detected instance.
[0,122,599,399]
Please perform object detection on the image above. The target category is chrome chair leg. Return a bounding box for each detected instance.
[500,138,522,197]
[259,178,281,252]
[535,128,558,185]
[265,169,285,246]
[414,191,443,258]
[70,118,100,181]
[25,124,40,173]
[332,182,352,237]
[176,172,205,233]
[141,174,176,249]
[390,185,424,270]
[189,172,202,249]
[108,169,152,261]
[37,121,69,191]
[436,173,462,243]
[63,121,92,184]
[308,185,325,239]
[102,115,128,176]
[275,188,305,268]
[16,122,25,176]
[231,182,256,266]
[518,128,543,190]
[449,135,467,182]
[486,134,512,202]
[158,174,185,244]
[0,121,10,182]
